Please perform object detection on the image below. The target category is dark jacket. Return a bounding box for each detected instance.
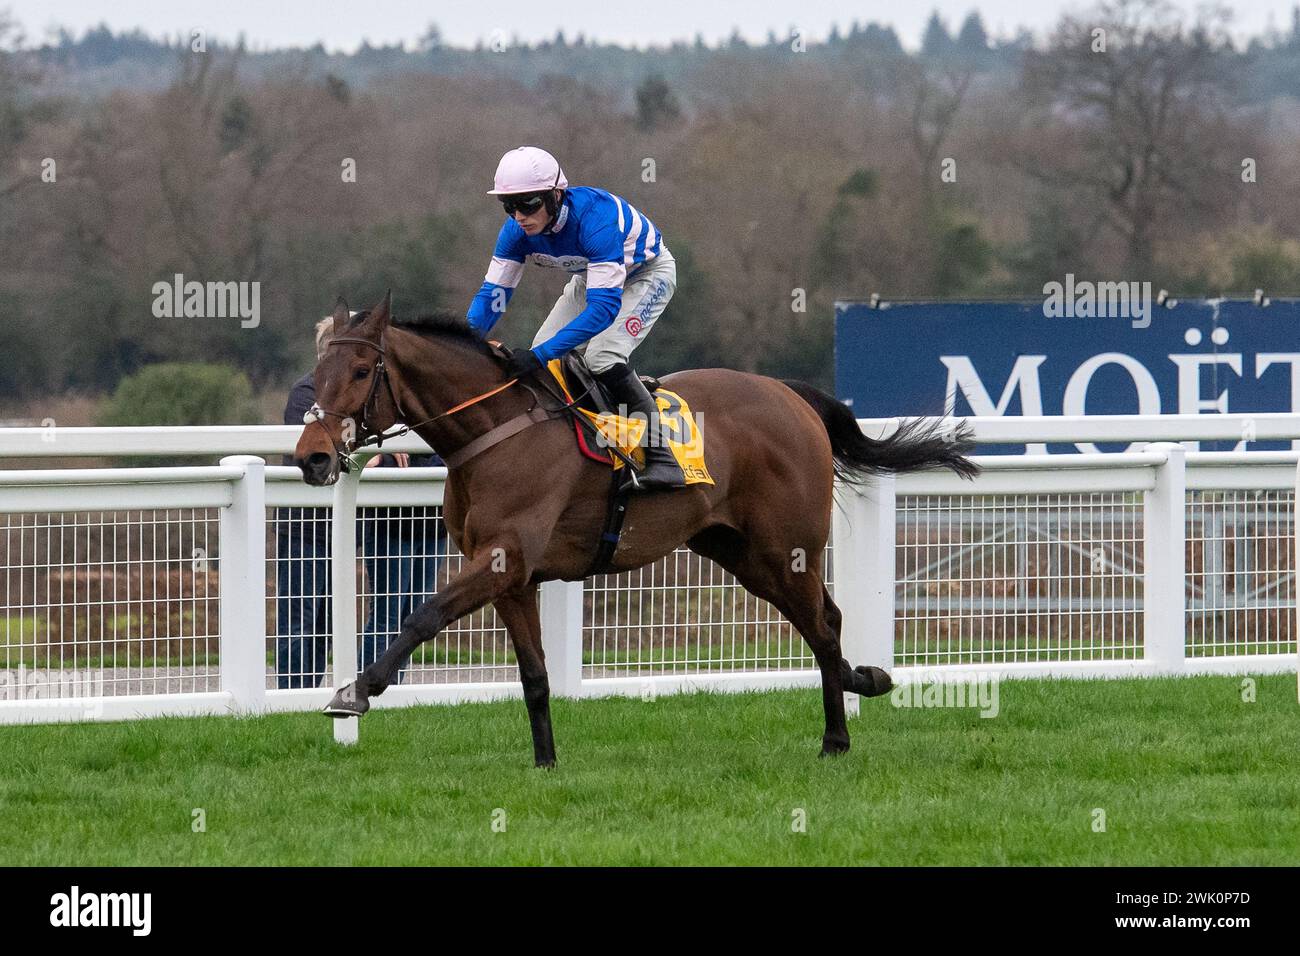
[279,373,444,550]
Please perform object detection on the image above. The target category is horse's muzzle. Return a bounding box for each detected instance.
[297,452,338,486]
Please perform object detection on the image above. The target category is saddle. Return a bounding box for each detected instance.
[560,352,662,416]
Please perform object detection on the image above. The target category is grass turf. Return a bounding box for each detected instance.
[0,673,1296,865]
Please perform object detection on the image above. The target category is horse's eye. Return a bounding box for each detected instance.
[354,367,370,380]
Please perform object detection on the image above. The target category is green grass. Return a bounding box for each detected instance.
[0,673,1297,865]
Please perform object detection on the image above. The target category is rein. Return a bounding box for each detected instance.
[304,335,528,465]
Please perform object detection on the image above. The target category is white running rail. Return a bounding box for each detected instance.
[0,414,1296,727]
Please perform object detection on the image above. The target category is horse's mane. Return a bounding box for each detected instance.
[350,307,498,358]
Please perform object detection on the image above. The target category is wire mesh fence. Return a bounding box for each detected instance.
[1186,488,1294,658]
[2,483,1295,703]
[895,493,1146,667]
[581,543,831,678]
[267,505,515,688]
[0,509,220,699]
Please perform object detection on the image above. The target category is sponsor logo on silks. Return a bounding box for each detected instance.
[528,253,588,271]
[626,278,668,336]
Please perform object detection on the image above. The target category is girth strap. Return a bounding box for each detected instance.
[585,469,632,577]
[441,405,555,469]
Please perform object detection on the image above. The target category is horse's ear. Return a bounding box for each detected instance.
[331,296,350,335]
[362,290,392,335]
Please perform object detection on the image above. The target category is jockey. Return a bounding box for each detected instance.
[466,145,683,491]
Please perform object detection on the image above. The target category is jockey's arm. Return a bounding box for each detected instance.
[466,277,515,337]
[530,213,627,362]
[531,280,622,362]
[466,221,526,337]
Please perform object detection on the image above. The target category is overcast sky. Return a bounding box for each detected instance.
[3,0,1293,52]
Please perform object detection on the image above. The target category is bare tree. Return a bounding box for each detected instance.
[0,12,39,199]
[1017,0,1246,276]
[898,59,973,216]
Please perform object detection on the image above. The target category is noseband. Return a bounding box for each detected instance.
[303,336,409,464]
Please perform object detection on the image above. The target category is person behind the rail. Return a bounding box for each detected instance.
[465,145,684,491]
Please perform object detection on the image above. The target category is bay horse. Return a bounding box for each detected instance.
[294,292,978,766]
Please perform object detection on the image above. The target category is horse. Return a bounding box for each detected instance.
[294,292,978,766]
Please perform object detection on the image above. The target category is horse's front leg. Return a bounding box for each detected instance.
[323,545,524,717]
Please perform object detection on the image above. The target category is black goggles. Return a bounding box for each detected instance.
[499,192,548,216]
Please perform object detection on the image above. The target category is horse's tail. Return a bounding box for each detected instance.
[781,380,981,486]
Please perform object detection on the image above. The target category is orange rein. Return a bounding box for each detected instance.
[412,338,523,424]
[430,376,520,422]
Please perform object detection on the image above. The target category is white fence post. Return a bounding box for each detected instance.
[218,455,267,713]
[833,474,896,717]
[1295,459,1300,703]
[330,461,366,744]
[1144,442,1187,674]
[540,579,585,698]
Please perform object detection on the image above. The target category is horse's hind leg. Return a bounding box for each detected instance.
[686,528,851,756]
[822,585,892,698]
[759,565,853,755]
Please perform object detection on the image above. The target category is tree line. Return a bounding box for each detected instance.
[2,1,1300,409]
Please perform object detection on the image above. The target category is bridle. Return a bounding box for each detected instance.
[302,330,644,476]
[303,335,523,468]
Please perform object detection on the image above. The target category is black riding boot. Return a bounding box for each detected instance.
[594,362,685,492]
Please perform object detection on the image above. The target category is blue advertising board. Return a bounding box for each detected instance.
[834,297,1300,453]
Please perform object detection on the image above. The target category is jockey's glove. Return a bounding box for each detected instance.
[504,349,544,380]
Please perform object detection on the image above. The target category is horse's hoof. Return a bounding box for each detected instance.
[819,737,851,757]
[535,758,557,770]
[855,665,893,698]
[322,682,369,718]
